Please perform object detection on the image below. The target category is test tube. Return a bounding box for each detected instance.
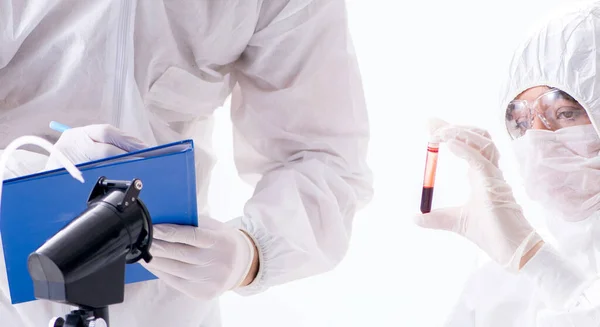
[420,142,439,214]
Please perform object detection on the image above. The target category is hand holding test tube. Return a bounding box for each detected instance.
[414,118,543,271]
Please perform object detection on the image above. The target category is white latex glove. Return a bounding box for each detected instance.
[141,218,257,300]
[414,119,543,271]
[45,124,148,170]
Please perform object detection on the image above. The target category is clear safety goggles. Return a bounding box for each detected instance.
[505,88,591,139]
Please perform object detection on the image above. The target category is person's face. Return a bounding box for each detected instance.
[506,86,592,139]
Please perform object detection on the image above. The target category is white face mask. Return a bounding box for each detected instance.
[511,124,600,222]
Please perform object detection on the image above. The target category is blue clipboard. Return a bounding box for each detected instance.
[0,139,198,304]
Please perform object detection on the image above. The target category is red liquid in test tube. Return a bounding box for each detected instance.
[420,142,439,214]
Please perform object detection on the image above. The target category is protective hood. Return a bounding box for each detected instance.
[500,1,600,135]
[500,1,600,272]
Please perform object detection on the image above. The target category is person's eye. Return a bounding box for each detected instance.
[556,107,586,120]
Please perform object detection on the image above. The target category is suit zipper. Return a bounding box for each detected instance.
[112,0,134,128]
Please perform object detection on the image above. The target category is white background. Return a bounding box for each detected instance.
[211,1,577,326]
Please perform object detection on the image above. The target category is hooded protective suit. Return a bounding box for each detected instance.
[443,1,600,326]
[0,1,373,326]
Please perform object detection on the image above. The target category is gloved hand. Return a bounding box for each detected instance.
[414,119,544,271]
[45,124,148,170]
[141,218,257,300]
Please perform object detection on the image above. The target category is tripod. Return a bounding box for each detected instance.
[49,307,109,327]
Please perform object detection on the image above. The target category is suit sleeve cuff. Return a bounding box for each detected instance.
[227,216,270,296]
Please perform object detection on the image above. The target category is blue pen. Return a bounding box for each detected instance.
[49,121,71,133]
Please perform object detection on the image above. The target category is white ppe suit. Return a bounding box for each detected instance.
[0,1,373,326]
[443,1,600,326]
